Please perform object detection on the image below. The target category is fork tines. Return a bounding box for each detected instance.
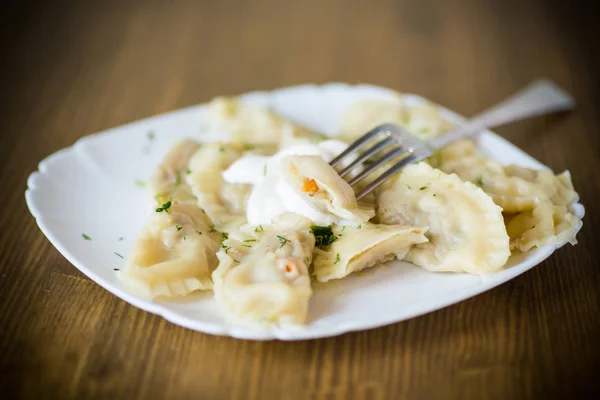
[330,123,432,200]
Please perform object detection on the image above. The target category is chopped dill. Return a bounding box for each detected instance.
[277,235,291,248]
[311,131,328,140]
[310,225,337,247]
[475,175,484,187]
[155,201,172,213]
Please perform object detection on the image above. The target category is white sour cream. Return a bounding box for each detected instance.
[222,140,348,225]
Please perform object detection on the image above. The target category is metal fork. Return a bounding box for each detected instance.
[330,79,575,200]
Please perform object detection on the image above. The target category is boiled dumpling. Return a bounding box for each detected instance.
[204,96,315,148]
[436,139,580,213]
[219,182,252,215]
[340,95,453,142]
[280,155,374,223]
[186,142,246,232]
[377,162,510,274]
[435,139,583,251]
[118,203,221,298]
[212,213,315,325]
[505,201,582,252]
[312,223,428,282]
[147,139,201,205]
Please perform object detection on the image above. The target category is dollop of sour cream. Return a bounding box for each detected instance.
[222,140,349,226]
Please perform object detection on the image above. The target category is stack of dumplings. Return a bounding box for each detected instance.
[118,90,583,326]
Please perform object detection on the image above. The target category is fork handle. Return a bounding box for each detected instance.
[429,79,575,149]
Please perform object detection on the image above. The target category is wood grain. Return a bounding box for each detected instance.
[1,0,599,398]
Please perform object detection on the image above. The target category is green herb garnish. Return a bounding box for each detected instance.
[277,235,291,248]
[186,169,192,175]
[196,231,203,235]
[82,234,92,241]
[242,244,252,248]
[312,131,328,140]
[219,146,225,153]
[147,131,155,141]
[406,184,412,190]
[221,243,231,253]
[243,239,257,243]
[222,232,229,240]
[114,252,124,259]
[357,224,362,229]
[310,225,338,247]
[118,237,124,241]
[334,253,341,264]
[475,175,484,187]
[255,225,264,233]
[209,224,217,232]
[175,224,183,231]
[419,186,428,191]
[155,201,172,213]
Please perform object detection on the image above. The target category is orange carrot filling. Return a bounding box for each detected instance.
[302,178,319,195]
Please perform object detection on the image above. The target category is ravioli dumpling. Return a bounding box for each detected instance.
[186,142,246,231]
[281,155,374,223]
[219,182,252,215]
[147,139,201,205]
[505,201,582,252]
[312,223,428,282]
[118,203,221,298]
[340,96,454,142]
[212,213,315,325]
[437,139,579,213]
[204,96,314,148]
[434,139,583,251]
[377,162,510,274]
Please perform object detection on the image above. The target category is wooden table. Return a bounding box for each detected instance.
[1,1,599,398]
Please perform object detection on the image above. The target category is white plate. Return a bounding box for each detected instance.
[25,83,584,340]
